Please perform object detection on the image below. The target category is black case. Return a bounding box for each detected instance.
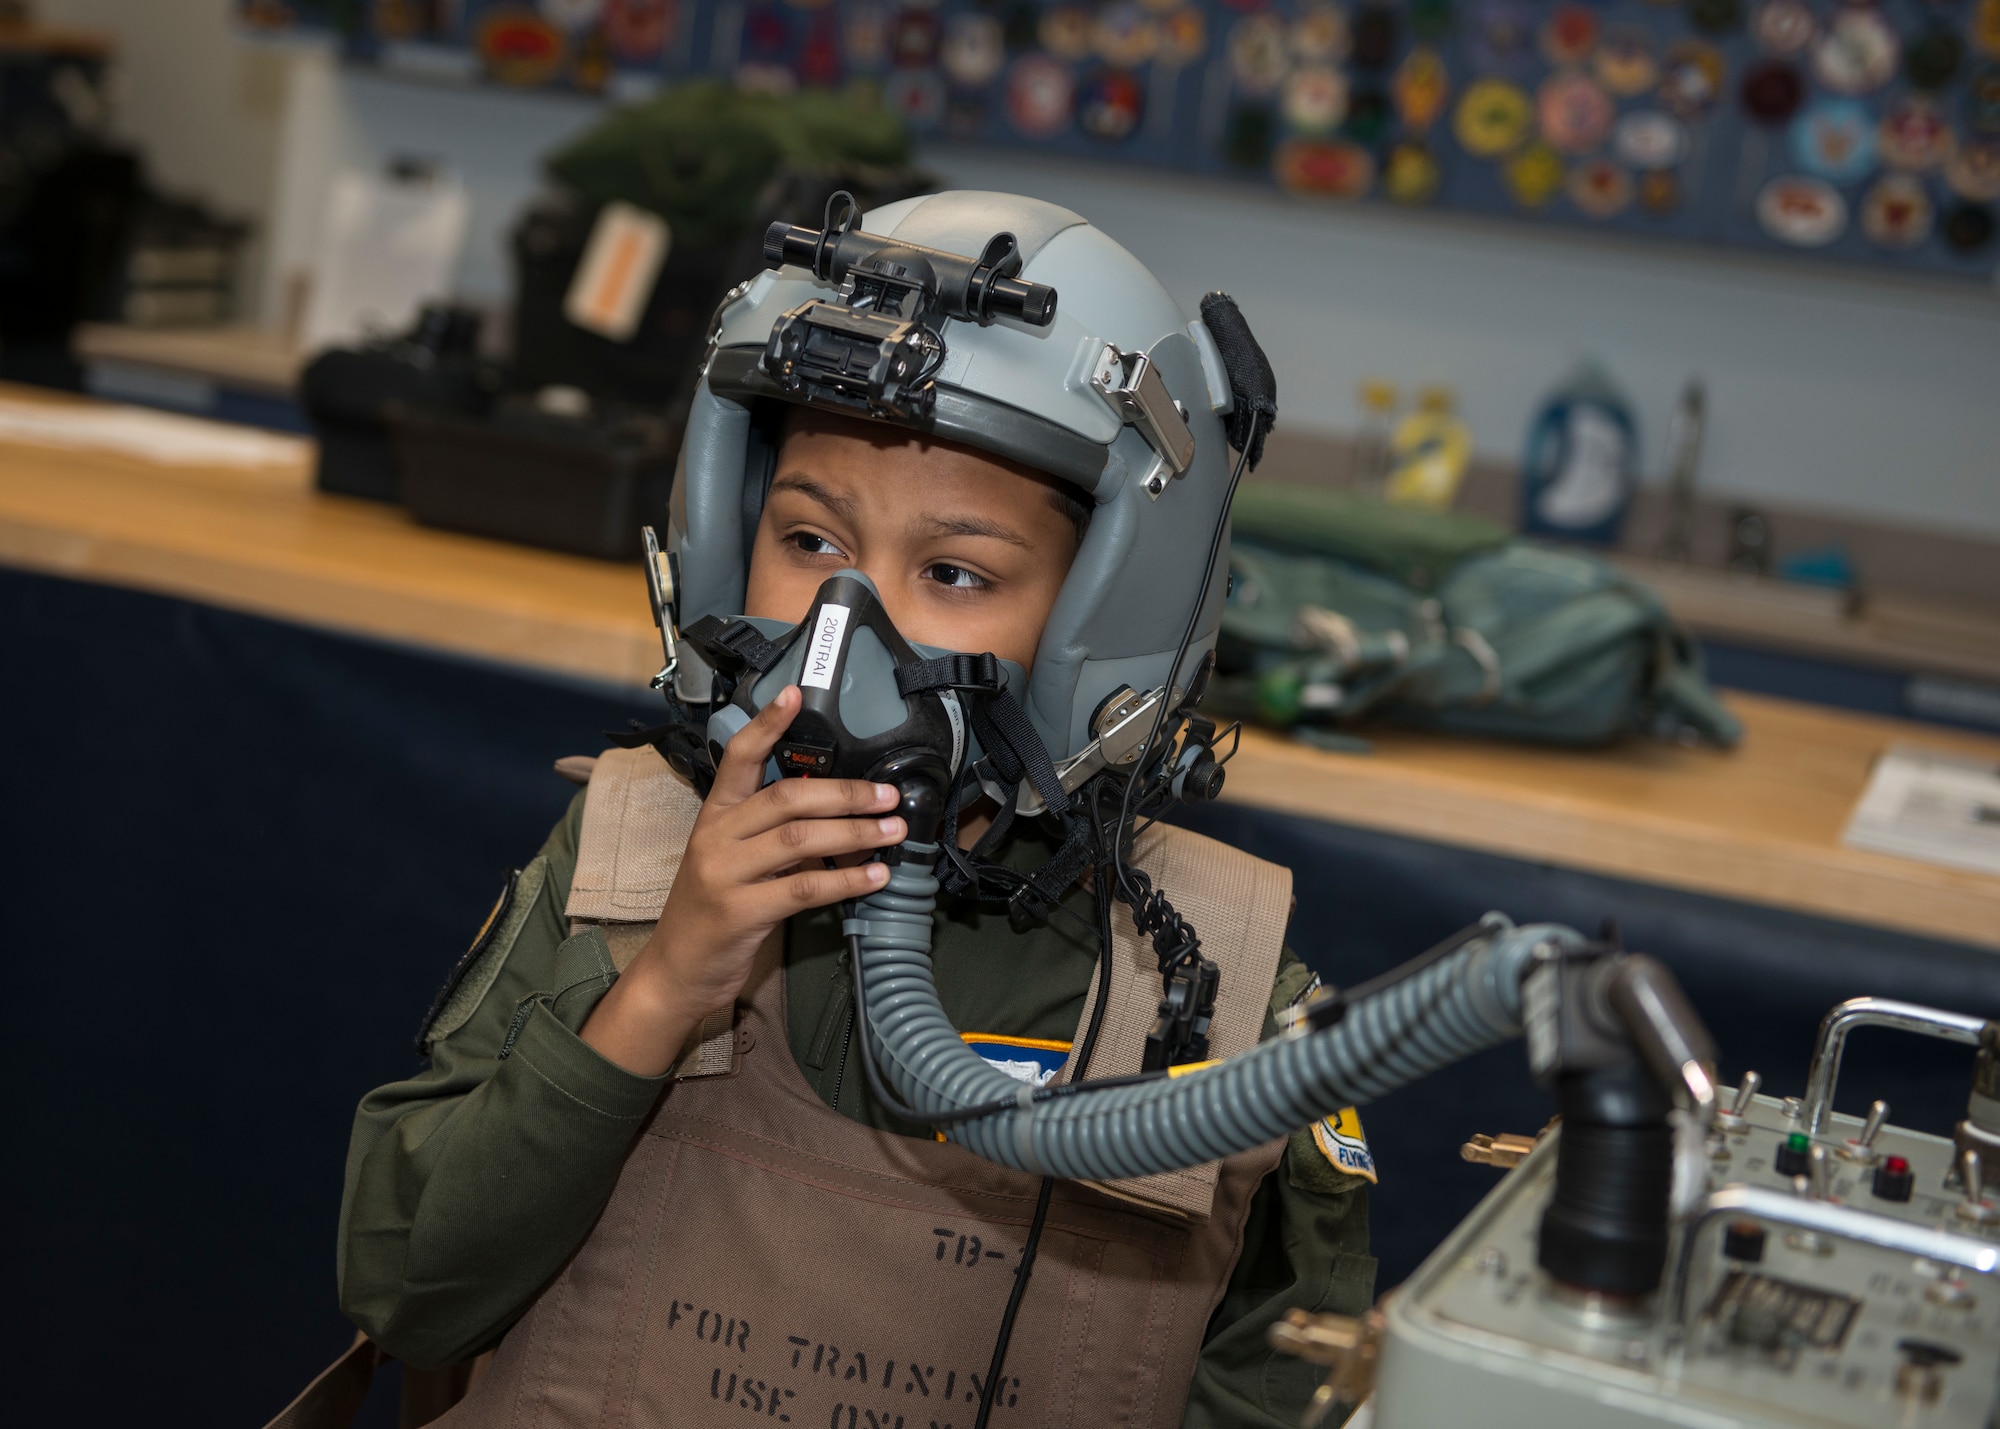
[391,399,682,561]
[508,164,939,409]
[300,307,491,502]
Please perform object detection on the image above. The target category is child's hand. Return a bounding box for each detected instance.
[580,685,905,1075]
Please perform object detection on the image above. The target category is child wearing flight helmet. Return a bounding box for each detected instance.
[337,192,1377,1429]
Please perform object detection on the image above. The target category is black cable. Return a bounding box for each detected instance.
[971,859,1119,1429]
[1338,920,1495,1007]
[973,1175,1053,1429]
[1109,411,1261,912]
[1074,862,1118,1081]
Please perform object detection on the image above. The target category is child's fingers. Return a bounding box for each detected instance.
[752,859,892,917]
[735,815,906,882]
[723,774,900,839]
[706,686,801,808]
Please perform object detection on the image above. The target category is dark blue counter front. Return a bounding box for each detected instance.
[5,565,1995,1426]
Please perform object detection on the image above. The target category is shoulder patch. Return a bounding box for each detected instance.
[416,858,549,1054]
[1310,1106,1378,1183]
[1287,1103,1378,1194]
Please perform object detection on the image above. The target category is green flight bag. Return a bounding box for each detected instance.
[1212,485,1742,749]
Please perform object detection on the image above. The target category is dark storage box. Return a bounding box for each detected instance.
[391,400,680,561]
[510,193,735,409]
[300,307,491,502]
[509,165,938,409]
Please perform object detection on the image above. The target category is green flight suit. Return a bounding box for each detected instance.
[339,792,1376,1428]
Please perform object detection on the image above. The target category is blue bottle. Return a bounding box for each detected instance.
[1519,362,1640,546]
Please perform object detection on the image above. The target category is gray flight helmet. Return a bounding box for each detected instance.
[667,189,1241,764]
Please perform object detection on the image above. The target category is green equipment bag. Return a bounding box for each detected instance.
[1211,485,1742,748]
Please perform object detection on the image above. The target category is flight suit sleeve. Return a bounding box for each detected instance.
[1182,950,1379,1429]
[337,791,671,1369]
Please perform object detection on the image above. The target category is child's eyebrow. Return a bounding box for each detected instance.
[769,472,858,525]
[914,513,1031,548]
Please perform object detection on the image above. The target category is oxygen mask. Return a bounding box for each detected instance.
[684,570,1025,842]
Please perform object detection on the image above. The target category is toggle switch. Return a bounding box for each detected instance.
[1716,1071,1761,1133]
[1837,1100,1889,1164]
[1955,1148,2000,1224]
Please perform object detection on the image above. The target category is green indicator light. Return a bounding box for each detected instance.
[1786,1133,1810,1153]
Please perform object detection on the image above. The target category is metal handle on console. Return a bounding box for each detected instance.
[1666,1184,2000,1337]
[1802,998,1988,1136]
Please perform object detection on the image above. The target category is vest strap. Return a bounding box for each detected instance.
[1058,821,1292,1218]
[567,745,736,1079]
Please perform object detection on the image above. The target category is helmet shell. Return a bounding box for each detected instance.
[670,190,1239,761]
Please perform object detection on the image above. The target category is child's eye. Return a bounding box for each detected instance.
[788,532,845,558]
[925,563,987,591]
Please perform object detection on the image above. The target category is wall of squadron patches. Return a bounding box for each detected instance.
[244,0,2000,281]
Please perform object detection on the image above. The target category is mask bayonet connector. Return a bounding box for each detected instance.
[981,681,1187,818]
[1089,343,1196,499]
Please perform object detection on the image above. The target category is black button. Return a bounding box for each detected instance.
[1722,1219,1766,1263]
[1873,1156,1915,1202]
[1774,1136,1812,1177]
[1898,1339,1964,1369]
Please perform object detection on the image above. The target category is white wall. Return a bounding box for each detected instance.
[50,3,2000,539]
[40,0,292,313]
[264,61,604,319]
[928,146,2000,542]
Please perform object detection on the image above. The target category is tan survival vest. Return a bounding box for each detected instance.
[436,746,1294,1429]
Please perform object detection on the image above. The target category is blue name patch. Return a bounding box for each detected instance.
[961,1034,1071,1088]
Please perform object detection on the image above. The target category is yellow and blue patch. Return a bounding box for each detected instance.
[961,1032,1071,1087]
[1309,1106,1378,1183]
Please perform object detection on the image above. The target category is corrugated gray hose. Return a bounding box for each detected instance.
[846,841,1588,1179]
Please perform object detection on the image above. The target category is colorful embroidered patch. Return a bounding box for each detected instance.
[961,1033,1070,1087]
[1310,1105,1379,1183]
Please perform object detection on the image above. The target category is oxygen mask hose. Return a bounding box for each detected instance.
[846,838,1588,1176]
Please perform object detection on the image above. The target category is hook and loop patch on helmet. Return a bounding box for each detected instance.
[1198,292,1279,470]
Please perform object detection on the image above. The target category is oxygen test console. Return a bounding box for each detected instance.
[1277,998,2000,1429]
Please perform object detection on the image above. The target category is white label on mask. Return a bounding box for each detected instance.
[801,603,851,690]
[938,689,966,774]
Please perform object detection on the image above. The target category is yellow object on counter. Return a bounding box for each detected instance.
[1384,386,1472,510]
[1355,378,1400,490]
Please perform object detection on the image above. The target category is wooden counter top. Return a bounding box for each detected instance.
[0,385,660,688]
[73,324,306,395]
[2,384,1995,951]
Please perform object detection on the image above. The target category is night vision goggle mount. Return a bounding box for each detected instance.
[759,191,1060,420]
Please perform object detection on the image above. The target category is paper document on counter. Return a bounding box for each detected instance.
[0,397,310,470]
[1842,745,2000,876]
